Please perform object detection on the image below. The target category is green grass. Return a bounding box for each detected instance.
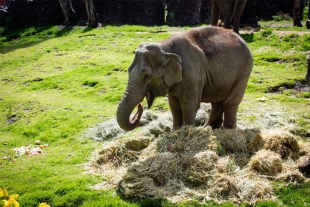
[0,23,310,206]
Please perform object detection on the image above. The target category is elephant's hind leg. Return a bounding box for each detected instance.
[205,102,223,129]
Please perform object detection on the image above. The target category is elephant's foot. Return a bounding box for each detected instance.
[205,119,223,129]
[298,157,310,174]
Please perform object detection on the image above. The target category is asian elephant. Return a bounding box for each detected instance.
[211,0,248,33]
[116,26,253,131]
[306,51,310,86]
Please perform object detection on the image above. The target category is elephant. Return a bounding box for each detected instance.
[211,0,248,33]
[116,26,253,131]
[306,51,310,86]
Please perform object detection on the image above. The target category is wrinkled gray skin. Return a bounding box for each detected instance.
[306,51,310,86]
[211,0,247,33]
[117,26,253,131]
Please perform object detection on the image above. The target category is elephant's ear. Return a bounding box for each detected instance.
[164,53,182,87]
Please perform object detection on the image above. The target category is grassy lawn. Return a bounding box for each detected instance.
[0,19,310,206]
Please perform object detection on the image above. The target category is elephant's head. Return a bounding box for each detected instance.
[117,43,182,131]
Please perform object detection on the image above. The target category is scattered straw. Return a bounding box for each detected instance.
[86,108,308,205]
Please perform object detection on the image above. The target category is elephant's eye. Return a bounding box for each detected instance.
[144,75,151,84]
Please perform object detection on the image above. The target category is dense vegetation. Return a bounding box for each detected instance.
[0,19,310,206]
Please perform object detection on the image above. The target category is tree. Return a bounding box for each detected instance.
[85,0,98,27]
[293,0,302,27]
[59,0,77,25]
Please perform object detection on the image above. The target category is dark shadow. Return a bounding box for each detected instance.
[0,25,75,54]
[241,33,254,43]
[82,26,96,33]
[137,198,167,207]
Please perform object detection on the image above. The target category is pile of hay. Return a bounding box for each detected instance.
[87,106,309,205]
[248,130,300,159]
[249,149,283,176]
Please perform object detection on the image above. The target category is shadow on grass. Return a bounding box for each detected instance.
[82,26,97,33]
[241,33,254,43]
[0,25,75,54]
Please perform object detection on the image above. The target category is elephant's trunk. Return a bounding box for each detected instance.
[117,86,145,131]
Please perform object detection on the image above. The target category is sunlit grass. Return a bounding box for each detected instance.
[0,23,310,206]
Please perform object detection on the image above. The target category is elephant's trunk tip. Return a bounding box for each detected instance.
[117,103,144,131]
[130,103,144,124]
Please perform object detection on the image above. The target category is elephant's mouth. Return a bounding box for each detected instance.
[146,90,155,108]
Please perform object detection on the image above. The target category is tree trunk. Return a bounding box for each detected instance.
[293,0,302,27]
[308,0,310,20]
[84,0,98,27]
[306,52,310,86]
[59,0,77,25]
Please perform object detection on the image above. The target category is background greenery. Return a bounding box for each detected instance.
[0,17,310,207]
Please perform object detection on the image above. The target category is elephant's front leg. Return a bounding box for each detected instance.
[168,95,183,129]
[223,104,238,129]
[168,95,198,129]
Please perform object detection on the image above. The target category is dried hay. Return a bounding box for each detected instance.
[275,168,305,183]
[157,126,216,153]
[213,128,259,154]
[87,109,308,205]
[124,137,151,151]
[94,137,151,167]
[215,156,238,173]
[185,150,218,183]
[249,149,283,176]
[248,130,300,159]
[234,171,274,202]
[213,128,260,166]
[297,140,310,157]
[209,175,238,199]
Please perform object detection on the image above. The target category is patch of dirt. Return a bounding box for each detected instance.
[7,115,18,124]
[268,80,310,93]
[273,30,310,37]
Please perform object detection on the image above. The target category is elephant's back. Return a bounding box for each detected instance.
[186,26,251,59]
